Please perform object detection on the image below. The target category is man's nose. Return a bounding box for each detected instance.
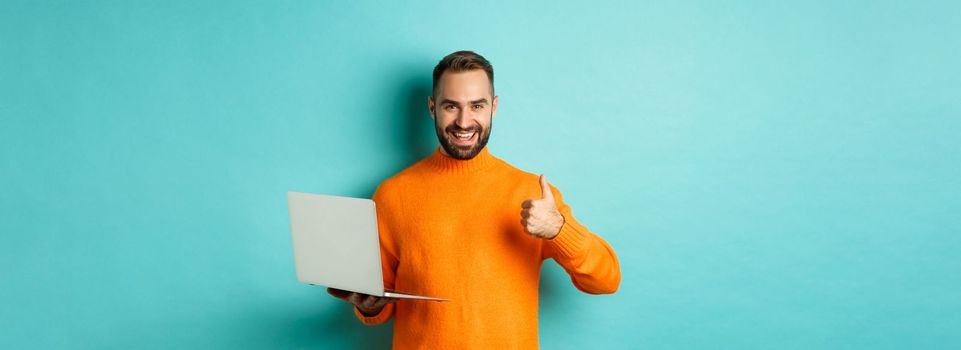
[454,112,472,129]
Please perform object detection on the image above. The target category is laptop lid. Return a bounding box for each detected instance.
[287,191,385,296]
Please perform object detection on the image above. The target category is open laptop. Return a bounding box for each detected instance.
[287,191,446,301]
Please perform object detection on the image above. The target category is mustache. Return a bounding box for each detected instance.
[446,125,482,133]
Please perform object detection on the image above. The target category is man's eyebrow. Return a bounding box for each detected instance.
[438,98,490,105]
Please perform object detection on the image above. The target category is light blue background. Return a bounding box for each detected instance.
[2,1,959,349]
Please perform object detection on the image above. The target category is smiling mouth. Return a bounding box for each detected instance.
[449,130,477,145]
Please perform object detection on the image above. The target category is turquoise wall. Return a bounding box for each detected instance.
[2,1,959,348]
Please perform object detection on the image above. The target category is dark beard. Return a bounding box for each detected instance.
[433,115,492,160]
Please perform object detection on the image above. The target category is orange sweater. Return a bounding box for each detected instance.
[356,146,621,349]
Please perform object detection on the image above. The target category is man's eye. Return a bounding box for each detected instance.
[472,104,484,110]
[444,105,457,111]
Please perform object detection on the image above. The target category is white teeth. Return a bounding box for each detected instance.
[454,132,475,139]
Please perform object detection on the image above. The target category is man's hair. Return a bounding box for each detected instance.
[432,50,494,97]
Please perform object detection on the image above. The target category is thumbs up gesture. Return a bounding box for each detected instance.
[521,174,565,239]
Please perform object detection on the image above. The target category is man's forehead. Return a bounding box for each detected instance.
[436,70,493,100]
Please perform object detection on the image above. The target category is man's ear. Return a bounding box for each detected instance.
[491,95,499,120]
[427,95,435,120]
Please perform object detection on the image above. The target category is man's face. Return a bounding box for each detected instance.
[429,69,498,160]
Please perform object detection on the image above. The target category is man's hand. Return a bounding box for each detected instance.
[521,174,565,239]
[327,287,398,316]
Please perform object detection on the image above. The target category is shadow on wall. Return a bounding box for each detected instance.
[399,72,437,166]
[349,61,436,199]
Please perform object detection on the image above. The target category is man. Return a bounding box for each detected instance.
[327,50,621,348]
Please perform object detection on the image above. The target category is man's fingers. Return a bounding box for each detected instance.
[358,295,400,313]
[539,174,554,202]
[347,292,364,306]
[329,289,400,316]
[373,297,399,309]
[329,288,370,308]
[327,287,351,301]
[521,199,533,209]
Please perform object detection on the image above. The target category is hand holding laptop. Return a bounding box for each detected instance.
[327,287,398,316]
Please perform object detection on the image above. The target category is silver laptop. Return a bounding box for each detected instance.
[287,191,445,301]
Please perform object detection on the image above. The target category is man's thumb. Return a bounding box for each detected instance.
[539,174,554,201]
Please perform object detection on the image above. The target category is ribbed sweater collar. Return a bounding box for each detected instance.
[424,146,498,174]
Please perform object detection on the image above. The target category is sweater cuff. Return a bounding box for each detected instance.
[546,216,589,259]
[353,303,394,325]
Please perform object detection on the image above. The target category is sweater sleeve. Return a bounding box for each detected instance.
[541,185,621,294]
[353,186,401,325]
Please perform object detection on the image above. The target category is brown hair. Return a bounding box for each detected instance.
[432,50,494,97]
